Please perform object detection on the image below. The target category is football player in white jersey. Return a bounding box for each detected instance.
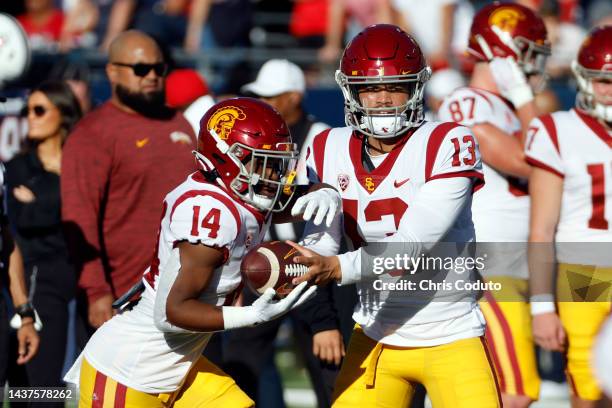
[437,4,551,407]
[63,97,346,407]
[526,25,612,408]
[288,24,501,407]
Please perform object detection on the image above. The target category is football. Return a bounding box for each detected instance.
[240,241,309,298]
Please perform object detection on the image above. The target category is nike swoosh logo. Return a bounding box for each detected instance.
[394,178,410,188]
[136,138,149,148]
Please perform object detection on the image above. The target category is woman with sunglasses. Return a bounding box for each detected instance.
[4,80,82,398]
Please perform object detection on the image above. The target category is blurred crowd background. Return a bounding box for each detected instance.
[0,0,611,162]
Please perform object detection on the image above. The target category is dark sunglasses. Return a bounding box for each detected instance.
[26,105,49,117]
[112,62,168,77]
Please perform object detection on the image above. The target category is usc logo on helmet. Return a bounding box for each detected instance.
[207,106,247,140]
[488,6,525,32]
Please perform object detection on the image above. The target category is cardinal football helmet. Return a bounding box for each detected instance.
[467,2,550,79]
[195,98,298,213]
[335,24,431,138]
[572,25,612,122]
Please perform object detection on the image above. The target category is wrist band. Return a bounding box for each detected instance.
[15,302,35,320]
[529,294,556,315]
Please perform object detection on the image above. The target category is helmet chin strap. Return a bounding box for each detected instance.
[192,150,215,172]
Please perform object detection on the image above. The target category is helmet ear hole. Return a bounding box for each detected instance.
[212,153,226,165]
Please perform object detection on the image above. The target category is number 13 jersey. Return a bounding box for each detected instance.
[305,122,486,346]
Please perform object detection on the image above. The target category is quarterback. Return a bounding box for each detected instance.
[291,25,500,407]
[526,25,612,408]
[64,98,341,407]
[437,4,551,406]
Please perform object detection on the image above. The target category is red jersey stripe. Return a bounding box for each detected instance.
[427,170,485,193]
[525,157,564,179]
[539,115,561,155]
[170,190,242,235]
[574,108,612,148]
[312,129,331,181]
[425,122,463,181]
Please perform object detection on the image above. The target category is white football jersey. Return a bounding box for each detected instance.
[525,108,612,265]
[438,87,529,278]
[305,123,486,347]
[78,172,267,393]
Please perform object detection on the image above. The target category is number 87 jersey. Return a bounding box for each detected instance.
[525,109,612,249]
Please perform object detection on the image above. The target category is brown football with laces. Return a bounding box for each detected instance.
[240,241,309,298]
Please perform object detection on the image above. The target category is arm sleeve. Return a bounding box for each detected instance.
[296,122,330,185]
[338,177,473,285]
[61,125,113,302]
[299,130,329,185]
[428,124,484,182]
[168,193,239,251]
[524,116,564,178]
[295,213,343,333]
[300,212,343,256]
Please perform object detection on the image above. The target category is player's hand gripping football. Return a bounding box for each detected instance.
[291,187,341,227]
[223,282,317,329]
[532,312,566,352]
[286,241,342,286]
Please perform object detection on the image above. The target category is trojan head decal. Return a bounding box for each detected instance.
[207,106,247,140]
[488,6,526,32]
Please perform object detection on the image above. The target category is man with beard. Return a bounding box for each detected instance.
[61,30,195,344]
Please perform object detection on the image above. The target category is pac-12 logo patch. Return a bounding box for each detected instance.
[337,174,350,191]
[207,106,246,140]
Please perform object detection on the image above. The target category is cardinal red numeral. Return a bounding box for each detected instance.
[191,206,222,238]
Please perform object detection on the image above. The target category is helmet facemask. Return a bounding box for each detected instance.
[572,61,612,123]
[194,129,298,213]
[228,142,298,213]
[335,67,431,139]
[515,36,551,92]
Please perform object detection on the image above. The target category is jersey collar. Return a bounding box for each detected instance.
[348,128,415,194]
[574,108,612,148]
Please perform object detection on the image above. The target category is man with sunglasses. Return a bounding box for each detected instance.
[61,31,196,342]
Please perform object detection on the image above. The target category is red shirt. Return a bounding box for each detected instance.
[17,10,64,42]
[289,0,328,38]
[61,102,196,303]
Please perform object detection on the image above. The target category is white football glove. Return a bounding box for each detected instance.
[291,187,342,228]
[489,56,534,108]
[222,282,317,330]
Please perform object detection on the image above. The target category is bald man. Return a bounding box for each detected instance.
[61,31,196,339]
